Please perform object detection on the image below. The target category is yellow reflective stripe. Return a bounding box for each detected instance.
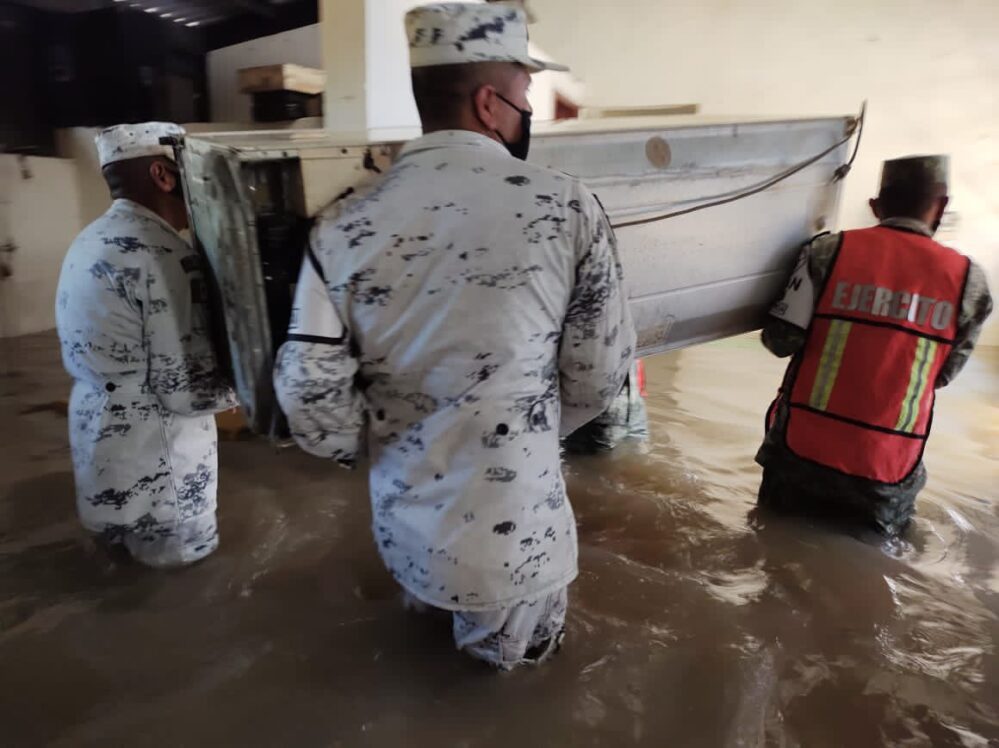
[896,337,926,431]
[896,338,938,432]
[808,320,852,410]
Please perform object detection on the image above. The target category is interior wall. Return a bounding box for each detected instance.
[529,0,999,343]
[55,128,108,228]
[207,25,321,123]
[528,47,586,122]
[0,155,82,338]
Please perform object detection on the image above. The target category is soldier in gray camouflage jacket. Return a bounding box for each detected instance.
[274,2,635,669]
[56,123,236,568]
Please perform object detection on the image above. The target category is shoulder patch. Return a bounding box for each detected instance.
[768,248,815,329]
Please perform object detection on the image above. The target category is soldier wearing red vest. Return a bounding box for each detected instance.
[757,155,992,536]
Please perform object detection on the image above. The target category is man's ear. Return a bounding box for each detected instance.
[930,195,950,232]
[149,159,177,195]
[935,195,950,220]
[869,197,882,221]
[472,84,501,131]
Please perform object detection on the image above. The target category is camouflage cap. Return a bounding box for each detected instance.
[879,155,949,192]
[95,122,185,168]
[406,2,568,73]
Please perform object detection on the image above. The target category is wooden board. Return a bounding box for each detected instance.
[238,64,326,96]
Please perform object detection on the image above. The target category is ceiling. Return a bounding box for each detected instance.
[4,1,542,54]
[8,1,539,32]
[7,0,300,28]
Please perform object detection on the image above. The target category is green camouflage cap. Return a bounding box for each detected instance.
[879,155,949,191]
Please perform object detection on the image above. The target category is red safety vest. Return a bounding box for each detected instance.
[778,226,969,484]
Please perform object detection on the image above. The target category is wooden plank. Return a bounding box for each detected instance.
[238,64,326,95]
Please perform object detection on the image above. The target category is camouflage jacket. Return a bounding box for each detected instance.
[56,199,235,532]
[274,130,635,610]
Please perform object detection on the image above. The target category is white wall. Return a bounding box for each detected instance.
[364,0,424,132]
[55,128,110,228]
[207,25,322,123]
[0,155,82,337]
[529,0,999,343]
[528,44,587,121]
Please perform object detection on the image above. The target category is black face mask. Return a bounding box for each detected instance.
[495,93,532,161]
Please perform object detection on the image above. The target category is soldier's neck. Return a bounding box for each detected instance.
[116,192,186,233]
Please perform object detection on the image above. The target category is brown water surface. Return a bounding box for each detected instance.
[1,333,996,746]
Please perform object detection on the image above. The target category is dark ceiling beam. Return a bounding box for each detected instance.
[205,0,316,50]
[229,0,276,18]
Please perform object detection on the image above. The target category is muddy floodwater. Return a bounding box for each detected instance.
[1,332,996,746]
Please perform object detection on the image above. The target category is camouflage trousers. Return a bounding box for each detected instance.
[453,587,568,670]
[94,512,219,568]
[406,587,568,670]
[757,468,918,538]
[563,362,648,454]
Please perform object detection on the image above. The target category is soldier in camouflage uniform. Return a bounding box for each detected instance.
[56,123,236,568]
[562,360,648,453]
[757,155,992,536]
[273,2,634,668]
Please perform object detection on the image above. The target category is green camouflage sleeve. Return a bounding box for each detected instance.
[936,260,993,387]
[760,233,841,357]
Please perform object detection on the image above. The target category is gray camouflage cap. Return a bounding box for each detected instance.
[95,122,185,168]
[406,2,568,73]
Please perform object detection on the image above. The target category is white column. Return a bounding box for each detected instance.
[320,0,368,133]
[363,0,423,133]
